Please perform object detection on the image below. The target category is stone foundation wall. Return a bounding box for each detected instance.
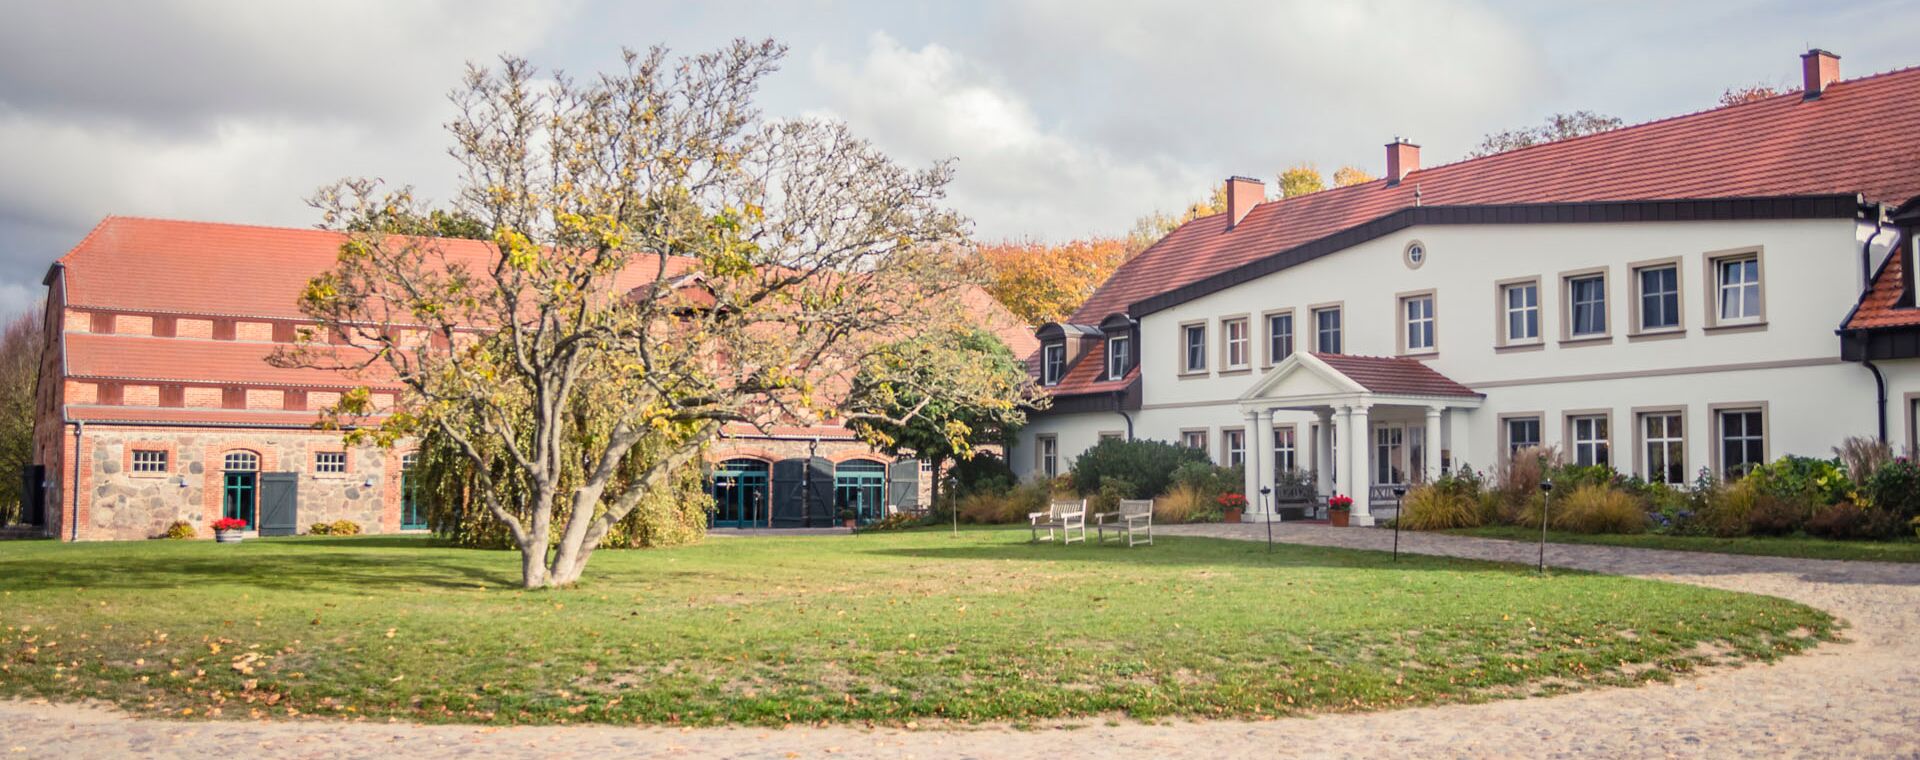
[71,427,408,541]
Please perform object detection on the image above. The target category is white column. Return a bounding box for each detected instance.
[1315,409,1334,498]
[1352,404,1375,526]
[1334,405,1354,507]
[1242,408,1262,519]
[1425,406,1444,482]
[1253,407,1275,521]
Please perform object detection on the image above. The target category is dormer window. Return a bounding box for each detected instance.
[1041,343,1066,386]
[1106,334,1130,381]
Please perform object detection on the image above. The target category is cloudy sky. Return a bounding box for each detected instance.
[1,0,1915,317]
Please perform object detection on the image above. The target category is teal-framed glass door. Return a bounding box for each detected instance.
[834,460,887,523]
[710,459,769,528]
[221,451,259,529]
[400,453,427,530]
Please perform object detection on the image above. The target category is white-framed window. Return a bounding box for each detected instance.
[1038,435,1058,478]
[316,451,348,474]
[1569,414,1610,467]
[1313,306,1342,354]
[1567,273,1607,337]
[1637,264,1680,331]
[1503,281,1540,342]
[1041,343,1065,386]
[1105,334,1130,380]
[1505,416,1541,455]
[1183,324,1207,373]
[1641,412,1685,485]
[1098,431,1123,442]
[1718,408,1765,478]
[1716,255,1762,323]
[1273,426,1297,474]
[1180,429,1209,454]
[131,449,168,474]
[1402,293,1435,353]
[1223,428,1246,467]
[1266,312,1294,364]
[1223,317,1250,369]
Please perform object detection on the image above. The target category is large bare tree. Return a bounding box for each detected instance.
[281,40,1009,588]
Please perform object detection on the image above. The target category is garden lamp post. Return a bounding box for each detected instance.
[1538,479,1555,574]
[1392,484,1408,561]
[1260,486,1273,552]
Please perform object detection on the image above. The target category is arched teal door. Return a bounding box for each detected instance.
[221,451,259,529]
[710,459,769,528]
[834,460,888,524]
[400,453,427,530]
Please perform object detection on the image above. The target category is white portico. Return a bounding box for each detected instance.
[1236,353,1484,525]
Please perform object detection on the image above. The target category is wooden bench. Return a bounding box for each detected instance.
[1272,484,1316,521]
[1029,499,1087,545]
[1094,499,1154,547]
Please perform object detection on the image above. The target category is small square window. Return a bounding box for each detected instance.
[1266,312,1294,364]
[1636,265,1680,331]
[1505,417,1541,455]
[1105,335,1130,381]
[1716,256,1762,322]
[1313,307,1343,354]
[1223,318,1250,369]
[1401,294,1435,353]
[1567,274,1607,337]
[316,451,348,474]
[131,449,168,474]
[1183,324,1208,372]
[1569,414,1610,467]
[1041,343,1065,386]
[1503,282,1540,342]
[1181,429,1209,453]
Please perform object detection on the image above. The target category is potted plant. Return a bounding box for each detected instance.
[838,508,858,529]
[1217,492,1247,523]
[211,517,248,543]
[1328,494,1353,527]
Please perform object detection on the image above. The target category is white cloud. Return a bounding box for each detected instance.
[809,32,1210,242]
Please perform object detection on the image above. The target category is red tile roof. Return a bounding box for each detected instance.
[1313,353,1481,398]
[67,405,370,428]
[1074,65,1920,323]
[1845,250,1918,329]
[65,333,399,389]
[1042,336,1135,397]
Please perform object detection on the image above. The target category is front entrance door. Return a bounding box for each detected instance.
[400,453,427,530]
[1372,423,1426,485]
[221,450,260,528]
[710,459,769,528]
[258,472,298,537]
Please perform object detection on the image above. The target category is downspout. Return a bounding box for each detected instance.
[69,420,83,541]
[1113,391,1134,441]
[1853,215,1892,443]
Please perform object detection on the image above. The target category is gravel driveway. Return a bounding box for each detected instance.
[4,524,1917,759]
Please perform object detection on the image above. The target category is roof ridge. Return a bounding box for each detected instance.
[1415,64,1920,177]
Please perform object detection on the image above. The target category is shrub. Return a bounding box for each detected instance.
[1170,461,1242,499]
[946,452,1015,498]
[1090,477,1138,514]
[1153,483,1216,524]
[855,512,930,533]
[1067,438,1209,499]
[1695,479,1759,537]
[1492,446,1557,522]
[957,479,1055,524]
[1865,458,1920,521]
[1748,455,1851,507]
[331,519,362,536]
[1745,493,1809,536]
[1553,485,1647,534]
[162,521,197,540]
[1398,479,1486,531]
[310,522,333,535]
[1807,503,1872,539]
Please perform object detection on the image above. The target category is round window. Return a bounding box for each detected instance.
[1404,240,1427,270]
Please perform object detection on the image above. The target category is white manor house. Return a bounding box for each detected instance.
[1010,50,1920,524]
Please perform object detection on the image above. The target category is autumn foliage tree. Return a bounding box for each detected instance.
[1719,83,1780,106]
[971,237,1130,326]
[1469,111,1623,157]
[0,306,41,525]
[281,40,1012,588]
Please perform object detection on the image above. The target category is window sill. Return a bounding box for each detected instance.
[1627,328,1686,342]
[1493,341,1545,354]
[1558,335,1613,347]
[1703,321,1767,335]
[127,472,171,479]
[1217,367,1252,377]
[1177,370,1210,379]
[1397,350,1439,361]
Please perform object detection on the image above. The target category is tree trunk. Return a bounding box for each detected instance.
[928,454,945,515]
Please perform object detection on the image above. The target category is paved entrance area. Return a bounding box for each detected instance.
[4,523,1917,758]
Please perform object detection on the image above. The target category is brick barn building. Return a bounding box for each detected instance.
[27,217,1036,540]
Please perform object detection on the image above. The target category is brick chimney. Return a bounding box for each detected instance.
[1802,49,1840,99]
[1226,176,1264,229]
[1386,139,1420,185]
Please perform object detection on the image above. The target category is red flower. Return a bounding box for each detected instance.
[211,518,249,532]
[1329,494,1354,509]
[1216,492,1248,509]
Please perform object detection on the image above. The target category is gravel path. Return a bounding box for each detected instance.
[4,524,1917,759]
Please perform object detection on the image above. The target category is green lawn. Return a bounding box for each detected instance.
[1448,525,1920,564]
[0,529,1832,726]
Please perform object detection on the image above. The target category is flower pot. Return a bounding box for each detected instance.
[1223,508,1243,524]
[215,530,244,543]
[843,519,857,529]
[1329,508,1351,528]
